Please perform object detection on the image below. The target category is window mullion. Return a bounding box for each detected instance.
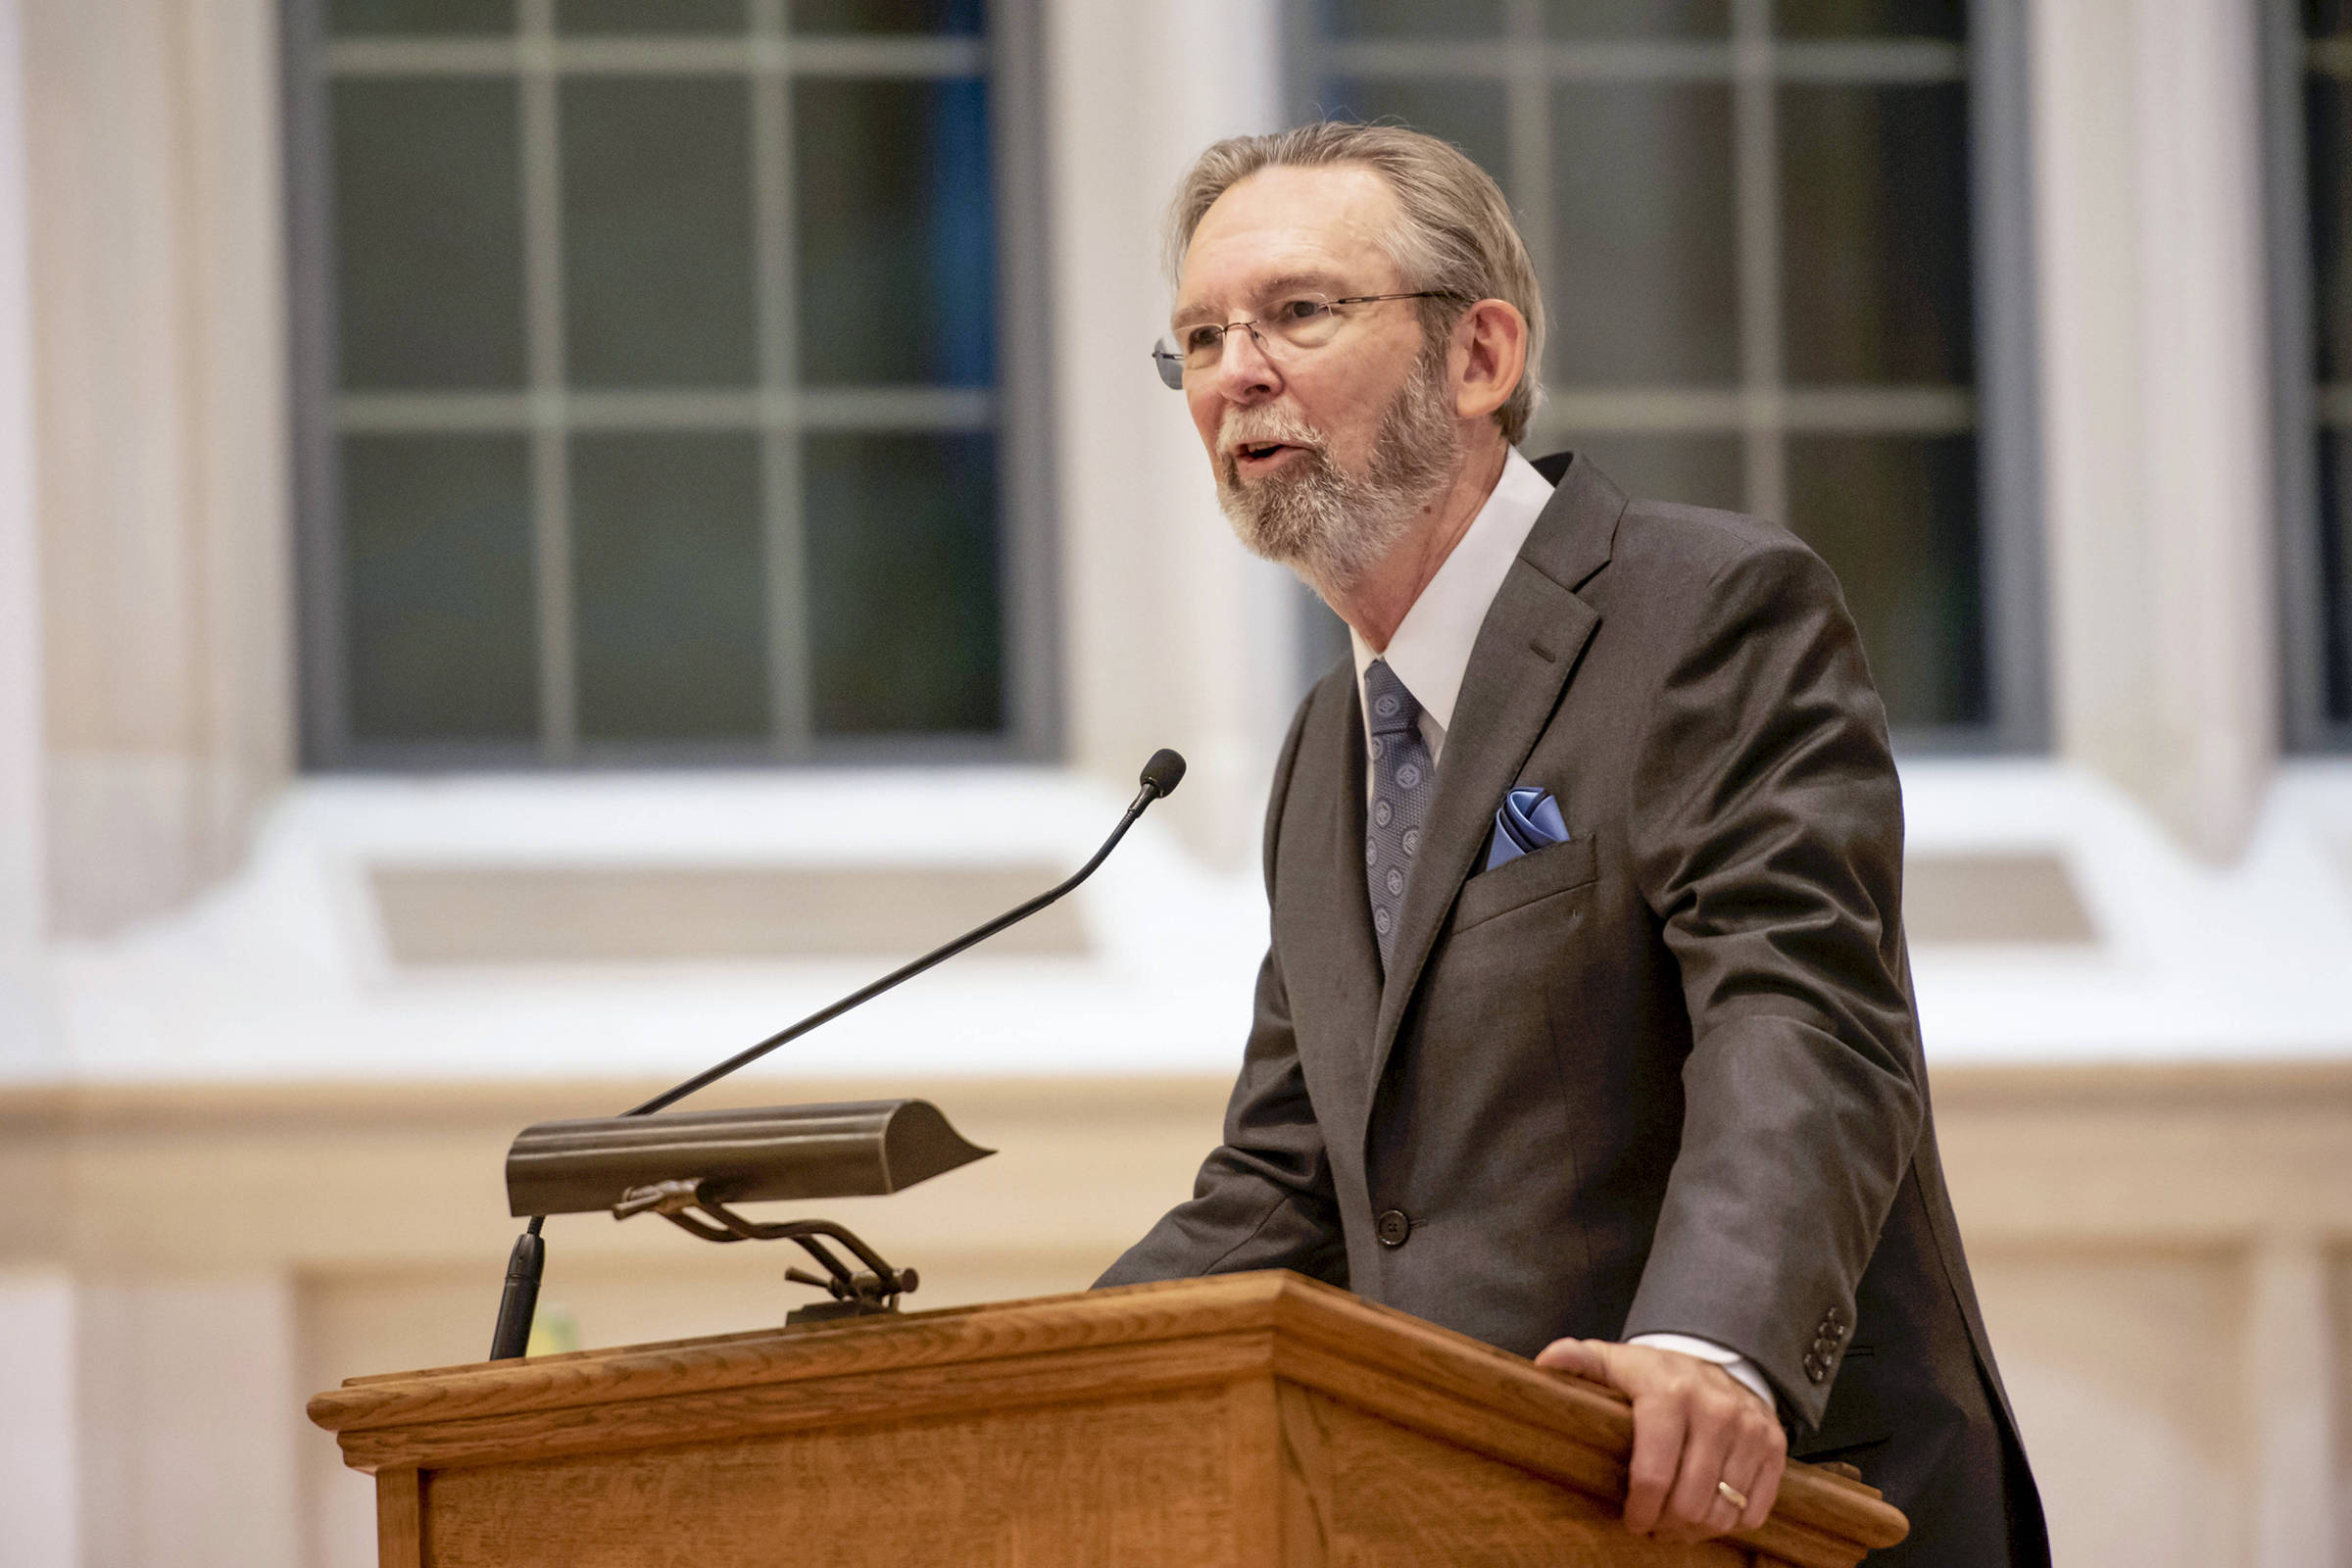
[750,0,811,757]
[518,0,576,760]
[1503,0,1552,374]
[1732,0,1787,525]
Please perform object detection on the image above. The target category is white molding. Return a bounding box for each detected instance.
[15,761,2352,1088]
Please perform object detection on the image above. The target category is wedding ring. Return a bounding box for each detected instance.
[1716,1480,1749,1512]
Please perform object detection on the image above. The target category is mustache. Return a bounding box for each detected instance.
[1217,406,1327,457]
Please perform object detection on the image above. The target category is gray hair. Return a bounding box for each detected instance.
[1164,122,1545,447]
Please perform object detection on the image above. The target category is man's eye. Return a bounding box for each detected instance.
[1182,325,1223,353]
[1275,298,1331,322]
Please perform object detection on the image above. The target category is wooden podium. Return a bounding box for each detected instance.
[310,1271,1906,1566]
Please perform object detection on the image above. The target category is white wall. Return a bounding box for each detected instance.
[74,1278,305,1568]
[0,0,48,1074]
[0,1271,79,1568]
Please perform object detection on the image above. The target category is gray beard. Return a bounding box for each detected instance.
[1212,345,1460,598]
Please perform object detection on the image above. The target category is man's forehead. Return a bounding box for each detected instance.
[1173,163,1402,319]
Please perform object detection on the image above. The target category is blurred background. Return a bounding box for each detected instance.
[0,0,2349,1563]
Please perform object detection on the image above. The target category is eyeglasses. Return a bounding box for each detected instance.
[1151,291,1459,389]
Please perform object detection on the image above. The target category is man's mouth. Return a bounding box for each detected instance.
[1232,441,1305,471]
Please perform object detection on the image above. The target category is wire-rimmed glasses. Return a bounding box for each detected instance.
[1150,290,1459,389]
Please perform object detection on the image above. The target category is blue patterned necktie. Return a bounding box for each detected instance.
[1363,659,1435,970]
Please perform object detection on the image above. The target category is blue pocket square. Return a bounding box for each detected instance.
[1484,785,1569,870]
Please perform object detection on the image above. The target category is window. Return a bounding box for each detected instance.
[2279,0,2352,749]
[1286,0,2042,746]
[287,0,1053,766]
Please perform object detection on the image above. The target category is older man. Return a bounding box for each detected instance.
[1097,124,2048,1563]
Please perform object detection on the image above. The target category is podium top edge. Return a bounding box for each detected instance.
[307,1269,1904,1554]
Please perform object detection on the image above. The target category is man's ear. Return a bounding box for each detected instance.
[1450,298,1529,423]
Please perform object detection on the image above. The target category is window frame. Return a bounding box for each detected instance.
[1280,0,2046,753]
[282,0,1060,770]
[2268,0,2352,754]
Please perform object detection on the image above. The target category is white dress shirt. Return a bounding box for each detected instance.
[1347,447,1777,1414]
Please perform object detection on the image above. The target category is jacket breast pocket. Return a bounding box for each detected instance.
[1450,832,1599,934]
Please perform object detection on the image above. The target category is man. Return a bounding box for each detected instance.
[1097,123,2048,1564]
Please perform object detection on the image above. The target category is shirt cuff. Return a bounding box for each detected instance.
[1627,1332,1776,1412]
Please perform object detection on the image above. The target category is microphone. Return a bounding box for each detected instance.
[485,751,1187,1360]
[1138,747,1186,801]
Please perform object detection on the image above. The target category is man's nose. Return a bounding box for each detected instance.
[1209,323,1281,400]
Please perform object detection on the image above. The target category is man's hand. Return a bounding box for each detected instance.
[1533,1338,1786,1543]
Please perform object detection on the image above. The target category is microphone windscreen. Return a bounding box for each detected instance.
[1140,749,1188,799]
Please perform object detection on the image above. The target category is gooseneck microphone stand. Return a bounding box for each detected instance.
[486,751,1188,1360]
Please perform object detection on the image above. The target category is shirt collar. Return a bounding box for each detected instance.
[1350,447,1556,736]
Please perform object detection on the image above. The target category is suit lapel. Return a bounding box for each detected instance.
[1365,455,1629,1098]
[1279,665,1383,1089]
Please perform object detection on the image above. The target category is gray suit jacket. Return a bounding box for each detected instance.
[1100,455,2048,1565]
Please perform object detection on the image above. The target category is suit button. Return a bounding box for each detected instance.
[1803,1353,1828,1384]
[1375,1209,1412,1248]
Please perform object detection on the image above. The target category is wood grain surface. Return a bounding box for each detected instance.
[312,1270,1906,1565]
[374,1469,419,1568]
[1274,1382,1748,1566]
[418,1384,1242,1568]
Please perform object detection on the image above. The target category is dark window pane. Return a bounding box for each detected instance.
[791,0,982,33]
[329,0,512,33]
[797,78,995,385]
[2314,433,2352,722]
[1786,434,1984,727]
[1780,82,1974,384]
[560,0,743,31]
[1544,0,1727,37]
[571,433,767,739]
[332,79,525,389]
[1323,0,1502,36]
[1549,82,1739,384]
[562,77,758,387]
[805,432,1001,733]
[1550,433,1743,512]
[342,435,538,741]
[2307,78,2352,381]
[1776,0,1965,38]
[1323,81,1509,195]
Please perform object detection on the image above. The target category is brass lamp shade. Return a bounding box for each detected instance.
[505,1099,994,1218]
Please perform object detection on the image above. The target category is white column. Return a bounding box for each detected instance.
[2030,0,2276,862]
[1044,0,1297,867]
[23,0,294,938]
[2246,1236,2335,1568]
[0,1271,79,1568]
[0,0,50,1075]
